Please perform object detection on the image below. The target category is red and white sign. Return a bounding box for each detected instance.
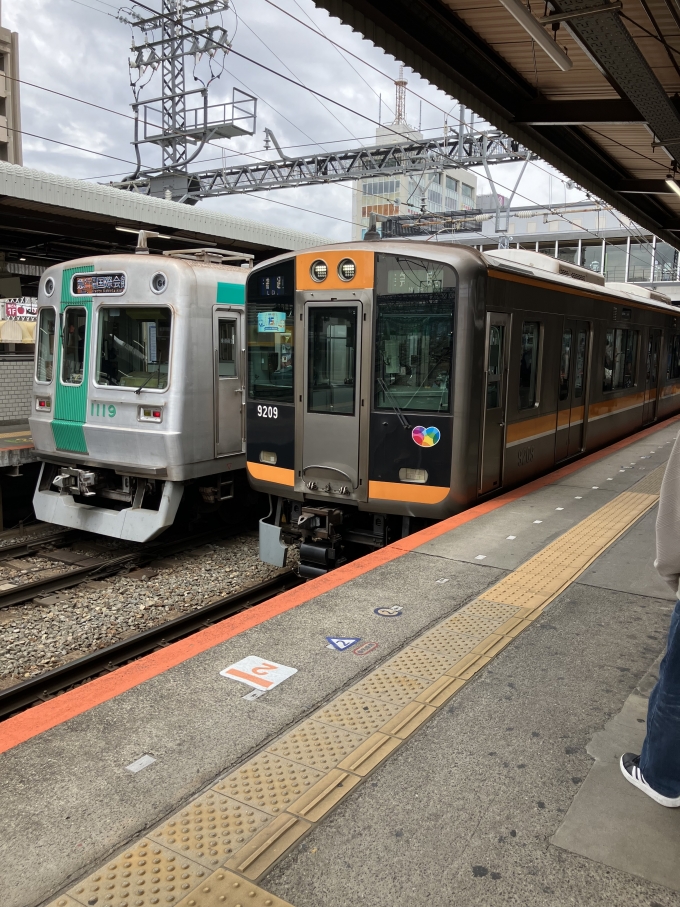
[220,656,297,691]
[2,299,37,320]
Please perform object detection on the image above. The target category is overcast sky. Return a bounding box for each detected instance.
[2,0,587,241]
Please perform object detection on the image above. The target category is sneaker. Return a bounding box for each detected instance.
[620,753,680,807]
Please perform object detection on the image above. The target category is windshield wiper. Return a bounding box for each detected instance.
[135,374,155,395]
[377,377,411,429]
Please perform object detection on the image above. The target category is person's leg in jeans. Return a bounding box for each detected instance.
[639,599,680,798]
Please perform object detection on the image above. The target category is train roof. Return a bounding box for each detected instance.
[247,240,680,316]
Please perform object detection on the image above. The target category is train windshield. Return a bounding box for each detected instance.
[374,254,456,413]
[96,307,172,389]
[247,260,295,402]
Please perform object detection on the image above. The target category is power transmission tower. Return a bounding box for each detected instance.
[121,0,257,200]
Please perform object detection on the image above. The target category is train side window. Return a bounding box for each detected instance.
[218,319,237,377]
[667,334,680,380]
[518,321,540,409]
[96,307,172,389]
[574,330,587,399]
[61,306,87,386]
[603,328,638,391]
[36,308,56,382]
[559,329,572,401]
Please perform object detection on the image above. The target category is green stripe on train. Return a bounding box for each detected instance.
[52,265,94,454]
[216,282,245,304]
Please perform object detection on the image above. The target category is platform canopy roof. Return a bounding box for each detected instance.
[315,0,680,247]
[0,162,328,294]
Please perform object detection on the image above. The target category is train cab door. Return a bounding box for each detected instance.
[480,313,509,494]
[302,302,361,494]
[555,320,590,462]
[213,310,244,456]
[642,329,662,425]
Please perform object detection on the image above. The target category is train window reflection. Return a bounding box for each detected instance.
[518,322,541,409]
[574,331,587,399]
[247,261,294,403]
[218,319,237,377]
[603,328,638,391]
[375,254,456,413]
[559,330,572,401]
[308,307,357,415]
[96,307,171,389]
[61,307,87,386]
[36,308,56,382]
[486,325,504,409]
[667,334,680,380]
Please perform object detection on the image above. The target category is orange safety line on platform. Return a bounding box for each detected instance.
[2,414,679,755]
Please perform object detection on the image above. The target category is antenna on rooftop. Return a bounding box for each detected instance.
[393,65,408,126]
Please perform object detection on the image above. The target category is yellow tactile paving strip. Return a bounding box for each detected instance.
[48,471,663,907]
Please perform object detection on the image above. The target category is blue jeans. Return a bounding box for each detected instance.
[640,599,680,798]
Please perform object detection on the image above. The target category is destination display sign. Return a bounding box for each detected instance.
[72,273,127,296]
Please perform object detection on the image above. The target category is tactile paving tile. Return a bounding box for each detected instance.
[350,667,429,705]
[266,718,366,771]
[630,463,665,495]
[414,627,479,659]
[213,754,323,815]
[464,599,521,621]
[68,839,208,907]
[147,790,271,868]
[443,611,507,637]
[385,645,460,680]
[46,897,83,907]
[174,868,293,907]
[313,690,402,735]
[479,491,658,609]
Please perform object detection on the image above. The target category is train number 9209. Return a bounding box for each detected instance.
[257,404,279,419]
[517,446,534,467]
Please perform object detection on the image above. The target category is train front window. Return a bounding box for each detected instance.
[307,307,357,415]
[374,254,456,413]
[247,260,294,403]
[61,307,87,386]
[36,308,56,382]
[96,307,171,389]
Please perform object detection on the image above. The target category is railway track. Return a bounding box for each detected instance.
[0,524,245,609]
[0,570,303,720]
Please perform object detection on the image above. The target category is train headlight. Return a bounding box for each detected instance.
[259,450,278,465]
[310,260,328,282]
[338,258,356,281]
[35,396,51,412]
[150,271,168,294]
[44,277,55,296]
[138,406,163,423]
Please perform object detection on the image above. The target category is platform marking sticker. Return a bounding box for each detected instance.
[126,754,156,773]
[435,578,449,584]
[353,641,379,656]
[374,605,403,617]
[326,637,361,651]
[220,656,297,691]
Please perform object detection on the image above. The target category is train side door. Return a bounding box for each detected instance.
[556,320,590,462]
[213,310,244,456]
[302,302,361,494]
[643,329,662,425]
[480,313,509,494]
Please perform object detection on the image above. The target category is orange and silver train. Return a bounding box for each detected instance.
[245,241,680,578]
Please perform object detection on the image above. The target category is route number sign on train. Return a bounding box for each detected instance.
[220,656,297,691]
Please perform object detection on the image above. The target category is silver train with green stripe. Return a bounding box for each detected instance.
[30,248,251,541]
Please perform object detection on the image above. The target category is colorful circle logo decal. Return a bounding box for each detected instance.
[411,425,441,447]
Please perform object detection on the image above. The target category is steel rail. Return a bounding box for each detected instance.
[0,570,302,720]
[0,529,80,561]
[0,526,251,609]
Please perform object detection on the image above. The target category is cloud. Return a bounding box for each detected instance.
[2,0,584,241]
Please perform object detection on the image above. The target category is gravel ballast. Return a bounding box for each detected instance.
[0,534,291,687]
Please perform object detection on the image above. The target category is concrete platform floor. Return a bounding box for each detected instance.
[2,420,680,907]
